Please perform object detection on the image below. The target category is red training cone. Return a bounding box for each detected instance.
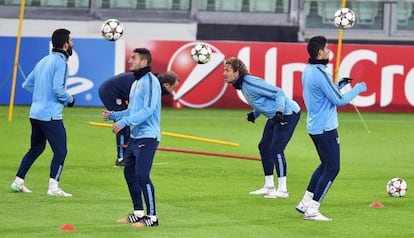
[369,201,384,208]
[60,224,75,231]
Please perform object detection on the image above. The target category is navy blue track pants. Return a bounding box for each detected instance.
[307,129,340,202]
[258,111,301,177]
[16,118,68,181]
[123,138,159,215]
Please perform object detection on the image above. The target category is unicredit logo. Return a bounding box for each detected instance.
[167,42,226,108]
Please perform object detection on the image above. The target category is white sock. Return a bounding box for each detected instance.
[264,175,275,188]
[14,177,24,185]
[277,176,287,192]
[133,210,145,218]
[49,178,58,191]
[303,190,314,202]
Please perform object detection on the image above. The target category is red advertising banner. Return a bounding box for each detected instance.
[126,40,414,112]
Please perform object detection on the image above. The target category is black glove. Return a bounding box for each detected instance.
[67,96,75,107]
[246,112,255,123]
[338,77,353,89]
[273,111,287,125]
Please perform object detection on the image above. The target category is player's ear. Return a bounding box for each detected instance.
[316,48,325,59]
[317,49,322,57]
[141,59,148,67]
[62,41,68,50]
[235,70,240,78]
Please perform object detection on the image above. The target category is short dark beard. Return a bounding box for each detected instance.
[52,48,70,59]
[66,46,73,56]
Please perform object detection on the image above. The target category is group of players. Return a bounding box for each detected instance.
[9,28,367,227]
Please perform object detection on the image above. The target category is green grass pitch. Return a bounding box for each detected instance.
[1,105,413,237]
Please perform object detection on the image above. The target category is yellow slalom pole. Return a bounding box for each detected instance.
[88,121,113,128]
[334,0,371,133]
[86,121,240,147]
[333,29,343,83]
[161,131,239,147]
[333,0,346,83]
[8,0,26,122]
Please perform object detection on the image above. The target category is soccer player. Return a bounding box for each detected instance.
[10,28,75,197]
[99,70,179,166]
[223,57,301,199]
[297,36,367,221]
[102,48,161,227]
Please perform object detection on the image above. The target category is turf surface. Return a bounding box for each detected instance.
[1,106,413,237]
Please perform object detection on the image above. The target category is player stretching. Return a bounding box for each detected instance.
[297,36,367,221]
[224,57,301,199]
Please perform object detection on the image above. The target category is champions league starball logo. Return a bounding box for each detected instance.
[167,42,226,108]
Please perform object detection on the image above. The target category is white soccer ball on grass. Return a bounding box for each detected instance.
[386,177,407,197]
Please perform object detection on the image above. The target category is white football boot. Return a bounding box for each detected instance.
[296,191,314,213]
[10,182,32,193]
[264,190,289,199]
[47,188,73,197]
[303,200,332,221]
[249,187,276,195]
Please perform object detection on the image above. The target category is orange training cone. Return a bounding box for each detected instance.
[369,201,384,208]
[60,224,75,231]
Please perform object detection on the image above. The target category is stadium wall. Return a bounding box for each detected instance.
[1,19,413,113]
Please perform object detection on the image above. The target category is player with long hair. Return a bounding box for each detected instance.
[224,57,301,199]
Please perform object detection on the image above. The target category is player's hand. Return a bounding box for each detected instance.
[354,82,367,93]
[246,112,255,123]
[273,111,287,125]
[112,122,121,134]
[102,109,111,121]
[338,77,353,89]
[67,96,75,107]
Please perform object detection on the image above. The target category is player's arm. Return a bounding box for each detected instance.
[251,79,286,112]
[318,71,366,106]
[22,71,35,94]
[53,60,73,104]
[108,108,130,121]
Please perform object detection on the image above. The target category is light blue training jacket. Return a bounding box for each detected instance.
[22,51,72,121]
[301,64,366,135]
[110,73,161,141]
[241,75,300,119]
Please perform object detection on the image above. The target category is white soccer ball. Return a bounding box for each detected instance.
[333,8,356,29]
[190,43,212,64]
[386,177,408,197]
[101,19,124,41]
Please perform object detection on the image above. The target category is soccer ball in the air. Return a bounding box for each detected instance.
[190,43,212,64]
[101,19,124,41]
[333,8,356,29]
[386,177,407,197]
